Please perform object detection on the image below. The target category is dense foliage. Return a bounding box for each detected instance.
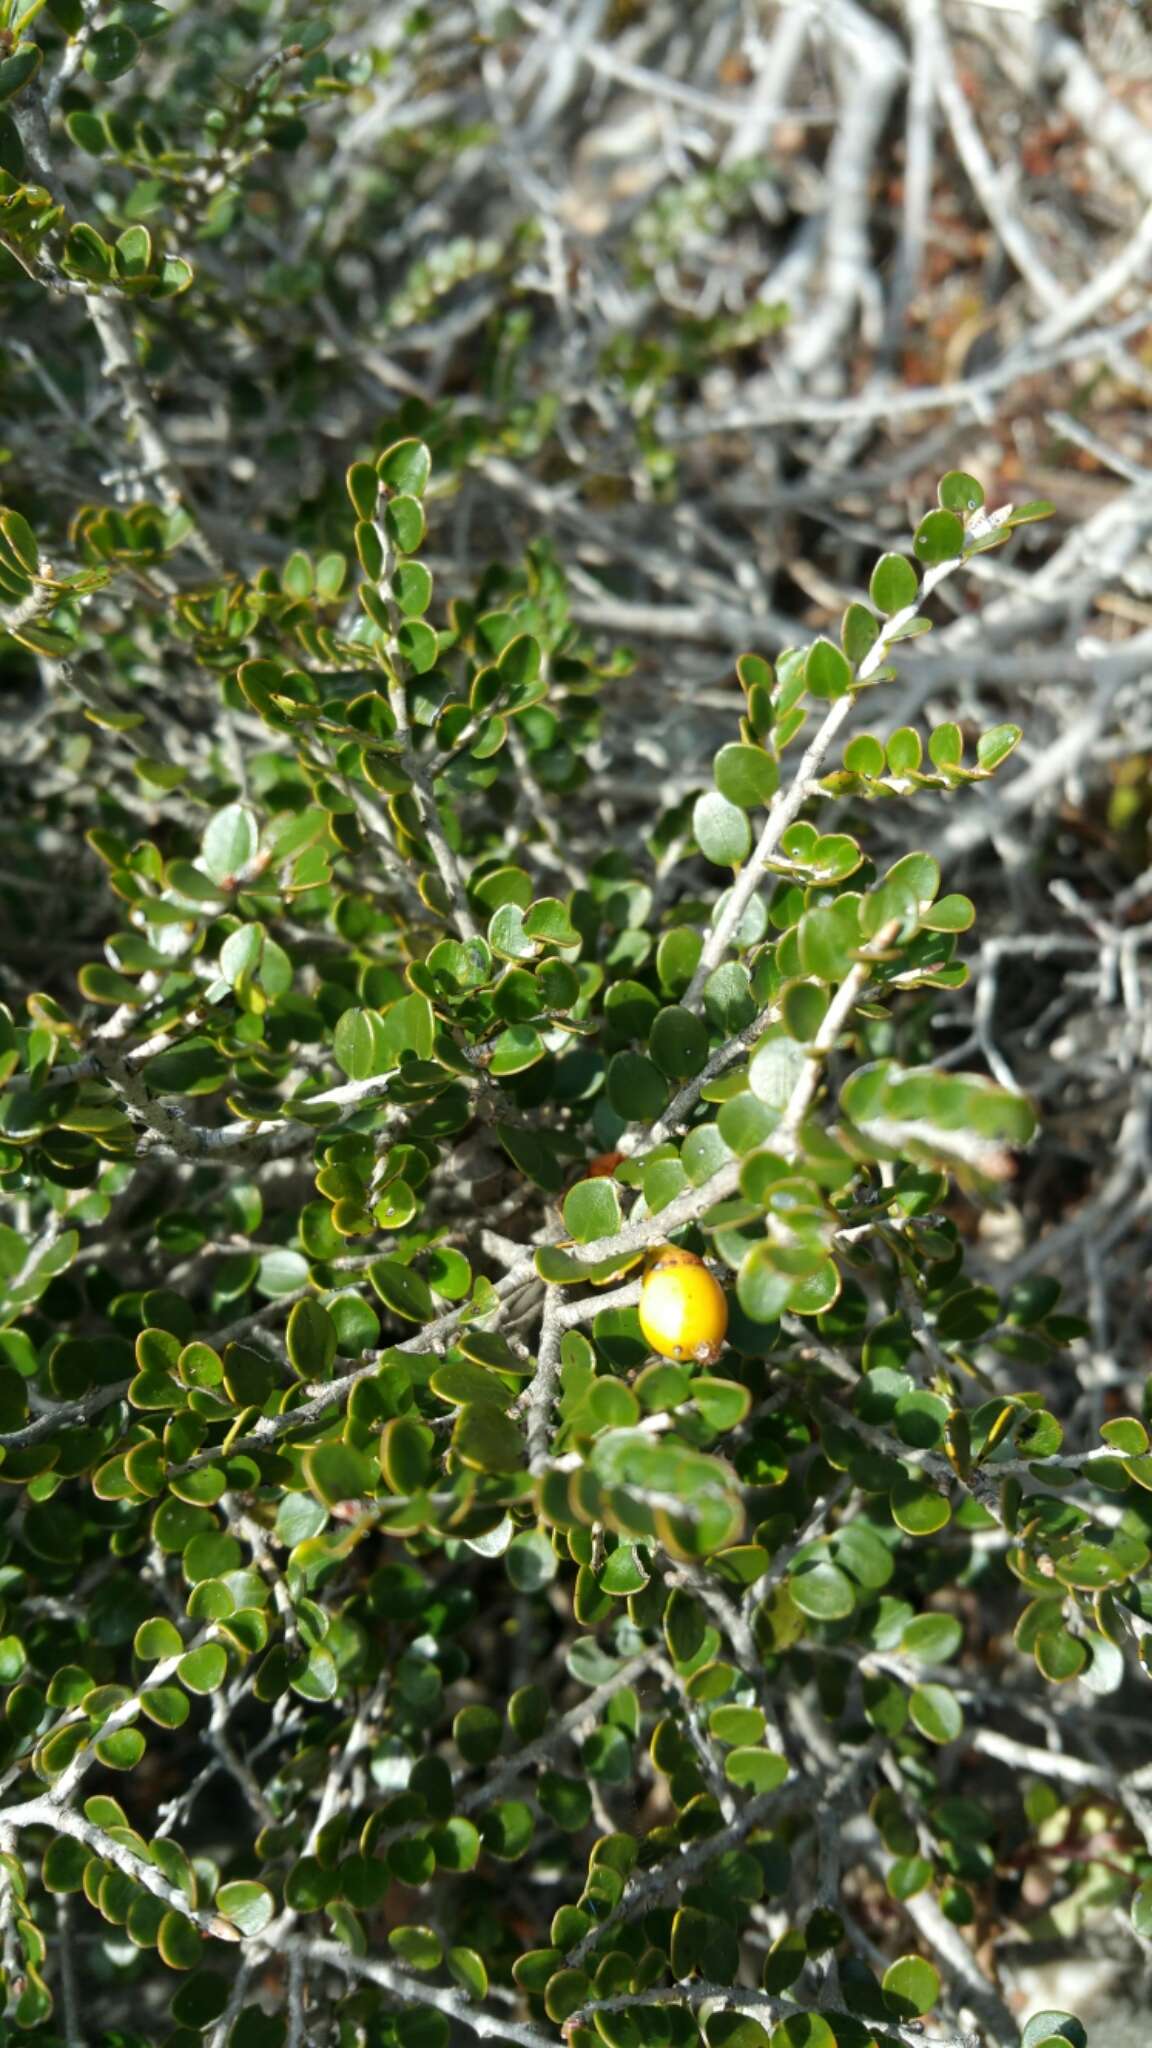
[1,8,1151,2048]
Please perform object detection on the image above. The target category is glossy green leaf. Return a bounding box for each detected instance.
[694,791,752,867]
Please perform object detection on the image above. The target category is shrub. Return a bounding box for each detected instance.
[0,12,1148,2048]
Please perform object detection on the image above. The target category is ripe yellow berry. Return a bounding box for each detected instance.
[638,1247,729,1364]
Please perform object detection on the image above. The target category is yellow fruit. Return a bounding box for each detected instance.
[638,1246,729,1364]
[642,1242,699,1273]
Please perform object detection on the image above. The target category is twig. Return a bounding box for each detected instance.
[849,1809,1019,2047]
[785,0,904,373]
[293,1943,554,2048]
[524,1286,563,1471]
[0,1799,237,1939]
[886,0,939,349]
[459,1652,656,1813]
[670,306,1152,437]
[55,1894,84,2048]
[681,499,1001,1014]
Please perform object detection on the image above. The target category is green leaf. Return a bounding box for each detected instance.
[713,742,778,808]
[1101,1416,1148,1455]
[886,726,922,776]
[920,892,974,932]
[860,849,940,939]
[454,1403,522,1473]
[0,110,24,176]
[488,902,537,962]
[883,1955,940,2018]
[346,462,379,519]
[486,1025,542,1076]
[514,1948,562,1993]
[693,1376,750,1430]
[390,1925,443,1970]
[257,1248,309,1298]
[369,1260,434,1322]
[448,1947,488,1998]
[937,471,985,515]
[737,1244,792,1323]
[134,1617,183,1662]
[450,1695,500,1761]
[781,979,829,1042]
[537,1761,590,1826]
[170,1975,231,2028]
[788,1259,840,1316]
[913,507,965,565]
[659,926,704,993]
[748,1034,806,1113]
[694,791,752,867]
[0,43,41,100]
[215,1881,274,1937]
[380,1418,434,1495]
[393,561,433,617]
[704,961,756,1033]
[431,1360,509,1408]
[219,921,263,986]
[929,722,963,769]
[545,1969,589,2024]
[523,897,578,945]
[287,1299,337,1379]
[724,1747,789,1792]
[890,1475,951,1536]
[305,1440,373,1507]
[563,1177,621,1244]
[1034,1627,1087,1683]
[116,224,153,280]
[841,601,879,664]
[649,1004,709,1080]
[708,1704,766,1745]
[1006,499,1056,527]
[157,1911,202,1971]
[381,992,435,1064]
[908,1683,963,1744]
[790,1559,855,1620]
[840,737,881,782]
[607,1051,667,1122]
[385,495,426,553]
[64,221,114,282]
[177,1642,228,1695]
[1080,1637,1127,1708]
[762,1929,806,1994]
[95,1726,146,1770]
[357,524,385,582]
[768,2016,836,2048]
[0,534,36,600]
[378,438,432,495]
[156,254,195,298]
[397,619,439,673]
[977,723,1021,770]
[201,804,258,885]
[85,25,141,80]
[506,1530,557,1592]
[869,553,918,614]
[805,638,852,699]
[665,1586,706,1662]
[901,1613,962,1661]
[810,832,862,881]
[42,1836,91,1894]
[598,1544,650,1595]
[797,903,859,982]
[480,1800,534,1860]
